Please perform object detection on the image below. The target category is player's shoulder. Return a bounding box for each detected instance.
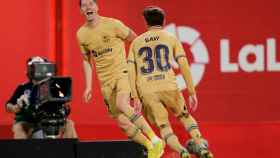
[159,30,180,46]
[130,31,148,46]
[101,16,123,25]
[159,30,177,40]
[76,23,89,38]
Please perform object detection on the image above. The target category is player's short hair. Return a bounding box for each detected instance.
[143,6,165,26]
[79,0,97,7]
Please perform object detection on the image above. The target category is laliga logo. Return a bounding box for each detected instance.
[164,23,209,90]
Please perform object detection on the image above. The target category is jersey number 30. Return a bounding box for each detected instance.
[138,44,171,74]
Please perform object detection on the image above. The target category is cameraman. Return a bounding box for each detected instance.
[6,56,77,139]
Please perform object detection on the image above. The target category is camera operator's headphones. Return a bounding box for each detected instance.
[26,56,49,80]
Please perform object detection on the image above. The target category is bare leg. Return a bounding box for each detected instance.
[116,114,153,150]
[12,122,29,139]
[63,119,78,138]
[116,93,159,141]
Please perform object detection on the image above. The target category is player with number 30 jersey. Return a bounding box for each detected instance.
[128,28,194,94]
[128,6,214,158]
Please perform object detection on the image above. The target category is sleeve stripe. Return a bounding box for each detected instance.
[128,60,136,64]
[175,54,186,62]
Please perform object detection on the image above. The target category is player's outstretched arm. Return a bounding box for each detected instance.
[177,57,195,95]
[82,53,93,103]
[127,43,142,113]
[128,62,142,113]
[114,19,137,42]
[127,41,139,99]
[128,64,138,98]
[177,57,198,111]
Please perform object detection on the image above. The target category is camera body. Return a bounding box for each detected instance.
[36,76,72,105]
[27,60,56,81]
[27,60,72,138]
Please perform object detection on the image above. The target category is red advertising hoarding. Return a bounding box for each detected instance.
[0,0,53,124]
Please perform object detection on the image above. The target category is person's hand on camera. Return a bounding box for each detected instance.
[83,88,92,103]
[7,102,22,113]
[16,94,29,108]
[11,104,21,113]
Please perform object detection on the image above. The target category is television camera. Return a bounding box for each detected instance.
[27,60,72,138]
